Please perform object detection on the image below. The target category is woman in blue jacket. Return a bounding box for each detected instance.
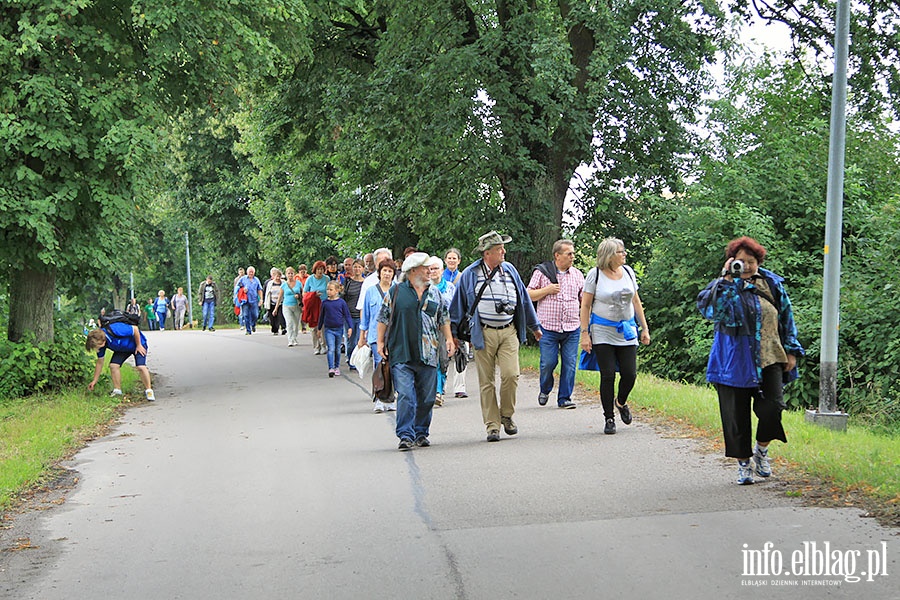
[697,237,804,485]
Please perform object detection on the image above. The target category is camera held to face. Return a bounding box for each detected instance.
[494,299,515,315]
[728,259,745,277]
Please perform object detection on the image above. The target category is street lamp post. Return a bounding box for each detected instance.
[807,0,850,431]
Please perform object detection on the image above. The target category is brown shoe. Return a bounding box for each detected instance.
[486,429,500,442]
[501,416,518,435]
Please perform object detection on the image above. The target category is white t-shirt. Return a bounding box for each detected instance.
[583,266,638,346]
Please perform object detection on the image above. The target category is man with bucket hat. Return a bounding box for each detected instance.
[450,231,542,442]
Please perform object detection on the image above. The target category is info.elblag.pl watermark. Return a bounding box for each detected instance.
[741,541,890,586]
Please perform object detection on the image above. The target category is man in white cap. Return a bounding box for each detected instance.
[377,252,455,450]
[450,231,542,442]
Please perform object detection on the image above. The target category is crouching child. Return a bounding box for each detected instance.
[86,323,155,401]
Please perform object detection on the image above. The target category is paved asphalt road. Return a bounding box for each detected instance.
[1,327,897,599]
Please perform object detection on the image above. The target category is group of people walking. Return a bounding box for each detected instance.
[113,229,803,486]
[348,231,655,451]
[127,288,192,331]
[321,230,804,488]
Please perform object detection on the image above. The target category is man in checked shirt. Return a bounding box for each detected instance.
[527,239,585,409]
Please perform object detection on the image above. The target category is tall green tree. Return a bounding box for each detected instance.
[242,0,727,266]
[0,0,308,342]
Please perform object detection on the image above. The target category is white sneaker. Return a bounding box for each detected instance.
[385,402,396,412]
[145,389,155,401]
[753,447,772,477]
[110,389,123,397]
[374,400,385,413]
[737,460,755,485]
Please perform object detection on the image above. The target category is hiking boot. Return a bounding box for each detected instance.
[501,416,517,435]
[737,460,755,485]
[538,392,549,406]
[604,418,616,435]
[753,447,772,478]
[486,429,501,442]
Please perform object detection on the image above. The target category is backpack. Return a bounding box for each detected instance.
[99,309,140,328]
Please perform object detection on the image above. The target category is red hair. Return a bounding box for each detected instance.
[726,237,767,263]
[311,260,326,273]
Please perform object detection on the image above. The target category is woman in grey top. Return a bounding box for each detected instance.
[579,237,650,434]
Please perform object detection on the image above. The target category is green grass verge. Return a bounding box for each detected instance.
[519,346,900,505]
[0,360,138,509]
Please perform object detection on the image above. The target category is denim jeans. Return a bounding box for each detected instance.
[202,301,216,329]
[539,326,580,405]
[347,318,361,365]
[369,341,381,366]
[241,303,259,334]
[391,362,437,441]
[324,327,344,370]
[156,311,167,330]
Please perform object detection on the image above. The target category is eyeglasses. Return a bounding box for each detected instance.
[616,250,628,255]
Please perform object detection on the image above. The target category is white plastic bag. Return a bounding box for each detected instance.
[350,344,372,379]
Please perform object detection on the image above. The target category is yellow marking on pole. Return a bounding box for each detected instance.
[824,245,829,254]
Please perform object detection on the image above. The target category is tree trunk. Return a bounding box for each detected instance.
[8,266,56,343]
[502,170,561,272]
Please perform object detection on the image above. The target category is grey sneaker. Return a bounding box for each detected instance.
[753,447,772,477]
[538,392,549,406]
[501,416,518,435]
[737,460,755,485]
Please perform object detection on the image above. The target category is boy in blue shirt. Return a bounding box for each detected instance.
[86,322,155,401]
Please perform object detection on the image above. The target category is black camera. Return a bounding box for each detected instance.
[495,300,516,315]
[728,259,745,277]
